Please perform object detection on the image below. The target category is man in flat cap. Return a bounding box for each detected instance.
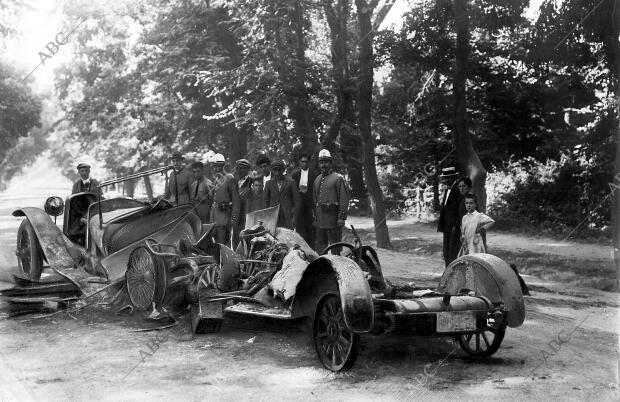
[165,152,193,206]
[210,153,241,245]
[291,152,318,246]
[437,166,462,267]
[71,162,103,196]
[233,158,253,245]
[263,159,300,229]
[313,149,349,254]
[189,161,214,223]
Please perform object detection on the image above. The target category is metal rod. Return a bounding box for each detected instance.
[98,192,103,230]
[97,166,174,188]
[174,168,179,206]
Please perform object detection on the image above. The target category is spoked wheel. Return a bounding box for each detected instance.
[313,293,360,372]
[455,321,507,358]
[126,247,167,310]
[16,220,44,280]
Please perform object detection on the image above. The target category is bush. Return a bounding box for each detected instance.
[486,155,612,239]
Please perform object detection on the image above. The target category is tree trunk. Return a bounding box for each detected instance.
[453,0,487,210]
[604,0,620,288]
[355,0,391,248]
[289,0,318,154]
[322,0,367,213]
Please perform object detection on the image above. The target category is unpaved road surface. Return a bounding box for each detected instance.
[0,158,618,401]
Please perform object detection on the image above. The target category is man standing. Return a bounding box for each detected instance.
[234,159,253,245]
[256,154,272,184]
[292,153,317,245]
[437,167,462,267]
[189,161,213,223]
[313,149,349,254]
[71,162,103,196]
[165,152,192,205]
[210,153,240,245]
[263,159,300,229]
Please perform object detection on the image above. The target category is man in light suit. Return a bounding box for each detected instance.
[210,153,240,245]
[263,159,300,229]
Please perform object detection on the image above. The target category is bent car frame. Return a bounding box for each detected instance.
[6,171,525,372]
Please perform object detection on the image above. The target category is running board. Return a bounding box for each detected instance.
[225,302,292,319]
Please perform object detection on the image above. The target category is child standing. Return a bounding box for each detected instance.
[459,193,495,256]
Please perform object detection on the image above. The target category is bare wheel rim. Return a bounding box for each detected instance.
[126,248,158,310]
[17,225,32,275]
[313,294,359,372]
[16,220,42,280]
[456,323,506,358]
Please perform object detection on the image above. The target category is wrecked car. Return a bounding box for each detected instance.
[6,181,525,372]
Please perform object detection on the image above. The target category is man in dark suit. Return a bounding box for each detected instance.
[291,152,317,245]
[263,159,300,229]
[437,167,462,267]
[233,158,253,245]
[165,152,193,205]
[71,162,103,196]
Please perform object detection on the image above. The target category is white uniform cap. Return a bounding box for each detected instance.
[318,149,332,160]
[211,153,225,164]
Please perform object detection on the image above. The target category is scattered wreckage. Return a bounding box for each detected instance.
[4,168,525,372]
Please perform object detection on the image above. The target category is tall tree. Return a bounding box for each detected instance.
[355,0,391,248]
[453,0,487,210]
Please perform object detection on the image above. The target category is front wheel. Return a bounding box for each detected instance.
[455,321,506,358]
[16,219,44,280]
[313,293,360,372]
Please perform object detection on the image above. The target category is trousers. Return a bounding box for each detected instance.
[315,227,342,255]
[442,229,461,267]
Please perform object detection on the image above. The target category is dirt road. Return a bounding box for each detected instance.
[0,158,618,401]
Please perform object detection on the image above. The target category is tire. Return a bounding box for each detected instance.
[126,247,168,310]
[16,219,44,280]
[455,321,507,358]
[313,293,360,372]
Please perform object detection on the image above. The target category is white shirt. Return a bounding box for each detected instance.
[238,176,248,188]
[299,169,309,187]
[264,173,271,183]
[81,179,91,185]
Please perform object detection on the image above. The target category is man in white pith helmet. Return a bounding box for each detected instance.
[209,153,240,245]
[312,149,349,254]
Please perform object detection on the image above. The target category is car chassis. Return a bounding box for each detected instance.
[6,170,525,372]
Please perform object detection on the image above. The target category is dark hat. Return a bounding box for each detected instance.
[256,154,271,166]
[236,159,251,169]
[440,167,458,177]
[271,159,285,169]
[171,152,184,161]
[76,162,90,169]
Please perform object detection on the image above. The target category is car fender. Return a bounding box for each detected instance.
[291,255,374,333]
[12,207,76,268]
[437,253,525,328]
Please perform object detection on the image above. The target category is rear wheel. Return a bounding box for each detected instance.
[313,293,359,372]
[16,220,43,280]
[126,247,167,310]
[455,321,506,358]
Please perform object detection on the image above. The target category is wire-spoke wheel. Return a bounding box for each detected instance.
[16,220,43,280]
[313,293,359,372]
[455,321,506,358]
[126,247,167,310]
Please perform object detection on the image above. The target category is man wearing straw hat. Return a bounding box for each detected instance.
[437,166,462,267]
[210,153,240,245]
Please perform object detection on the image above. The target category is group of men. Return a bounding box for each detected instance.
[162,149,350,253]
